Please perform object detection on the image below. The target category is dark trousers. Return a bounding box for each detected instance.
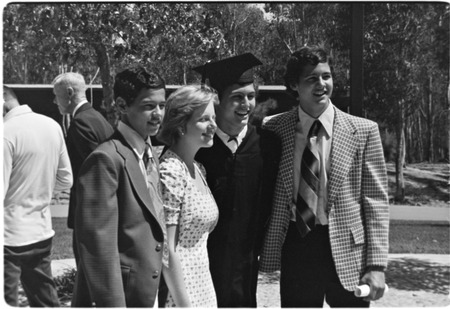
[280,223,369,308]
[4,237,60,307]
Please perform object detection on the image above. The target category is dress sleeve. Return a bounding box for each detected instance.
[159,157,187,225]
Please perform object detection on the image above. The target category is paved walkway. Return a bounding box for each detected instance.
[52,204,450,221]
[389,205,449,223]
[51,253,450,278]
[52,254,450,307]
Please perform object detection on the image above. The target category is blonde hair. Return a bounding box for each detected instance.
[157,84,218,146]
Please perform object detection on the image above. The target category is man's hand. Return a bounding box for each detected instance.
[359,271,387,302]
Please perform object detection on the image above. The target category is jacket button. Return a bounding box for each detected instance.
[152,270,159,279]
[155,244,162,252]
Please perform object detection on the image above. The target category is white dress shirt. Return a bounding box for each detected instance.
[215,125,248,153]
[72,100,89,116]
[292,102,335,225]
[117,121,155,181]
[3,105,73,246]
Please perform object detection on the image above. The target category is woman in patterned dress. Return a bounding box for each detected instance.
[157,85,219,307]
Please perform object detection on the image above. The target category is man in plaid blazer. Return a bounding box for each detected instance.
[259,46,389,307]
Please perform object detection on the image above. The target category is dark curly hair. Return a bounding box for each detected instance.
[284,45,333,98]
[113,65,166,106]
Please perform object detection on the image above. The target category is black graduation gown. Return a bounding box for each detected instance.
[195,124,280,307]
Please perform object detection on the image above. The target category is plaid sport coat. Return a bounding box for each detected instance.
[259,105,389,291]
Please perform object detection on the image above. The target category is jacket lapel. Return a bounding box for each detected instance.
[278,109,299,197]
[113,133,160,223]
[327,107,359,207]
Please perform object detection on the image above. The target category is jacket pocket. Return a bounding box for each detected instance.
[350,223,365,245]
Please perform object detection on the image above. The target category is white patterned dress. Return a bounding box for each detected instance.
[159,150,219,307]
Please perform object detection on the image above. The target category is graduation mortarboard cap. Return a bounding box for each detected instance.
[192,53,262,93]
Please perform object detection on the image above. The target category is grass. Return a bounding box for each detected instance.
[51,218,73,260]
[51,217,450,260]
[389,221,449,254]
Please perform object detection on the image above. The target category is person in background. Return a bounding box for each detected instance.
[71,66,167,307]
[193,54,280,307]
[259,45,389,307]
[3,85,73,307]
[157,85,219,307]
[52,72,113,263]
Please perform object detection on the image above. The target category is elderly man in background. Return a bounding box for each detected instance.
[3,86,73,307]
[52,72,113,263]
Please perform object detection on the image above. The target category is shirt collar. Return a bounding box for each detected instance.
[297,100,334,138]
[215,125,248,145]
[72,100,89,117]
[117,121,153,159]
[4,105,33,122]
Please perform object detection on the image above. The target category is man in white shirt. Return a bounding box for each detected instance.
[3,86,73,307]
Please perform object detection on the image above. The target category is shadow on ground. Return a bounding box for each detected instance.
[386,257,449,294]
[258,258,450,296]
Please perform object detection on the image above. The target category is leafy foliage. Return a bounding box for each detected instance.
[364,3,449,163]
[3,2,448,163]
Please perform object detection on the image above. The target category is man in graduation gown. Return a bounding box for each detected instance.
[194,54,280,307]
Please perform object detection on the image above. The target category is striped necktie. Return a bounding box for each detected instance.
[295,120,322,237]
[143,143,169,267]
[143,143,153,172]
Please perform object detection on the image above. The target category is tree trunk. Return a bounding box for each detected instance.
[425,76,433,162]
[428,76,435,162]
[405,116,412,162]
[417,112,423,162]
[93,41,117,127]
[395,99,406,202]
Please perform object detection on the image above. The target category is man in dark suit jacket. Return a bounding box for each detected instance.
[72,66,167,307]
[52,72,113,262]
[259,46,389,307]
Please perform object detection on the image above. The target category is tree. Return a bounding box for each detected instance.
[3,3,226,124]
[3,2,448,169]
[364,2,449,201]
[262,3,352,100]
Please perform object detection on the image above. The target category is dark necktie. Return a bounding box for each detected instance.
[227,136,238,152]
[143,143,152,171]
[295,120,322,237]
